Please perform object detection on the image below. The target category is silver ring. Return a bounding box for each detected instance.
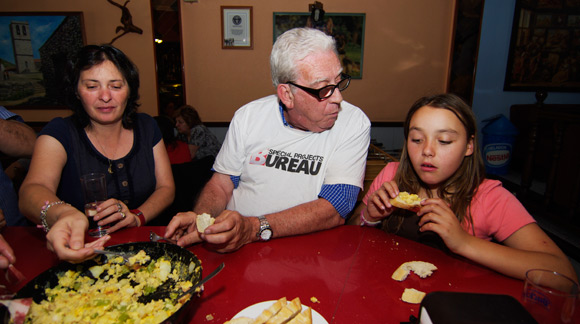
[116,203,122,212]
[120,212,126,219]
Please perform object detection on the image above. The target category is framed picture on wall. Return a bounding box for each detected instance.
[504,1,580,92]
[221,6,253,49]
[273,12,365,79]
[0,12,86,109]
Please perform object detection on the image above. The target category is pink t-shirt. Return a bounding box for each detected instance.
[363,162,535,242]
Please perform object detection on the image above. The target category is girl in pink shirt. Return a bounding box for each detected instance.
[351,94,576,281]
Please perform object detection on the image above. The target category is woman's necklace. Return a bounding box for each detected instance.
[90,131,119,174]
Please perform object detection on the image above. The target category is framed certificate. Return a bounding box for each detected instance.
[221,6,253,49]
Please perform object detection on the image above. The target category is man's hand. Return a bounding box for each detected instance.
[165,210,258,253]
[165,211,202,247]
[201,210,258,253]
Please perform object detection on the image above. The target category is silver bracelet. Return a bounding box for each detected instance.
[40,200,70,232]
[360,210,382,227]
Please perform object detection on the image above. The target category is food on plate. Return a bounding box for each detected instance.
[253,297,286,324]
[24,249,200,323]
[389,192,424,210]
[401,288,426,304]
[287,307,312,324]
[391,261,437,281]
[265,297,301,324]
[225,297,313,324]
[197,213,215,233]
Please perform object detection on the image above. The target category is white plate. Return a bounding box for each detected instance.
[232,300,328,324]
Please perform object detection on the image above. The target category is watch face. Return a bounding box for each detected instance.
[260,229,272,241]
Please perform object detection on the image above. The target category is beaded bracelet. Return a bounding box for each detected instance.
[360,209,381,227]
[40,200,71,232]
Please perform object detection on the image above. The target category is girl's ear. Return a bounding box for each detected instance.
[465,135,475,156]
[277,84,294,109]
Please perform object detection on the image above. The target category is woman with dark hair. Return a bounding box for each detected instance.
[19,45,174,262]
[154,115,191,165]
[170,105,221,216]
[174,105,221,162]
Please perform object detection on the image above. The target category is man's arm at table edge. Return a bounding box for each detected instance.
[263,183,360,238]
[194,175,356,240]
[263,198,345,239]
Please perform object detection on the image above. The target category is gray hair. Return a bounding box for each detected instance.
[270,28,338,87]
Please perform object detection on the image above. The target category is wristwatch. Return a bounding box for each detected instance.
[257,216,273,241]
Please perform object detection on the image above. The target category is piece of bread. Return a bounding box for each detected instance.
[252,297,287,324]
[196,213,215,233]
[225,317,254,324]
[389,192,423,211]
[265,297,302,324]
[391,261,437,281]
[287,307,312,324]
[401,288,426,304]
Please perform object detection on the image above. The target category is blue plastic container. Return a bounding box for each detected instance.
[481,114,519,175]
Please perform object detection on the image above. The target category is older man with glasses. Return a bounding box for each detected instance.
[166,27,371,252]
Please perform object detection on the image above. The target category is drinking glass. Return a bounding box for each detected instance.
[522,269,579,323]
[80,173,109,237]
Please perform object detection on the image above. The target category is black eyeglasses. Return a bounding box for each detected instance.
[286,73,351,100]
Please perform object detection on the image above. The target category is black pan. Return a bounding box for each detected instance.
[13,242,202,324]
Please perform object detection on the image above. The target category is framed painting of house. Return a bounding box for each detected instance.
[0,12,86,109]
[273,12,365,79]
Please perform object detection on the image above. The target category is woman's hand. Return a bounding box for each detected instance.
[366,180,399,221]
[46,210,111,263]
[0,234,15,269]
[417,198,471,253]
[93,199,137,234]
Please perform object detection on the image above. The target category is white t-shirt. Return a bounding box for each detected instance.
[214,95,371,216]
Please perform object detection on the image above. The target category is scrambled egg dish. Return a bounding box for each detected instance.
[398,192,421,204]
[25,250,200,324]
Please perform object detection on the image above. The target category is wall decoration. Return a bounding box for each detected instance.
[221,6,253,49]
[504,0,580,92]
[0,12,85,109]
[107,0,143,45]
[273,12,365,79]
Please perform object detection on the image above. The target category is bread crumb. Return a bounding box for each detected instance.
[401,288,426,304]
[310,296,320,303]
[205,314,214,320]
[391,261,437,281]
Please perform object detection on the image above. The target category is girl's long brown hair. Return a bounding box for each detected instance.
[387,94,485,234]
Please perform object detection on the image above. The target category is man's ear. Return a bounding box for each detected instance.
[465,135,475,156]
[277,84,294,109]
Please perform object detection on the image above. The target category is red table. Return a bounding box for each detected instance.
[0,225,546,323]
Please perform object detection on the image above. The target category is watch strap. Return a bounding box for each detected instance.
[257,216,272,241]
